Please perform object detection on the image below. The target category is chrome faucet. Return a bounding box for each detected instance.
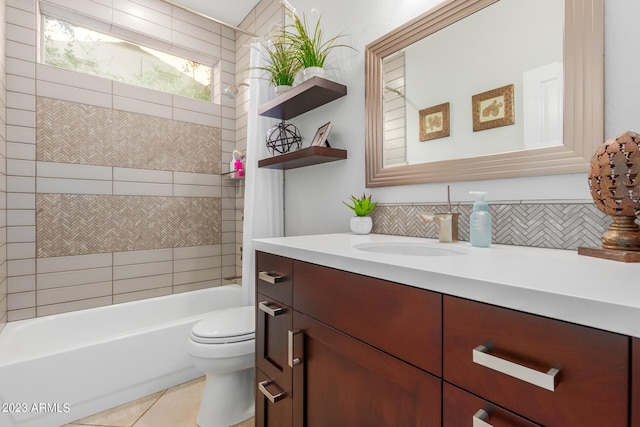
[419,186,459,243]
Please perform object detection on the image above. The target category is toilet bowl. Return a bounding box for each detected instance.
[188,305,255,427]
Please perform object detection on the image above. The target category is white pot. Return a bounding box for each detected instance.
[350,216,372,235]
[303,66,325,81]
[274,85,291,96]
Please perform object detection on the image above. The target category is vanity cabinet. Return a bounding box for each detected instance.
[256,251,632,426]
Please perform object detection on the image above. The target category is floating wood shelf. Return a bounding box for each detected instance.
[258,76,347,120]
[258,146,347,170]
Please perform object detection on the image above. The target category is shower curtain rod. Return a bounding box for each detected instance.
[162,0,259,37]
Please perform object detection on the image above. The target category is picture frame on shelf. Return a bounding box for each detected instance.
[472,84,514,132]
[419,102,450,141]
[310,122,333,147]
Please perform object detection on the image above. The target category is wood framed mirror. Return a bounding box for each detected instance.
[365,0,604,187]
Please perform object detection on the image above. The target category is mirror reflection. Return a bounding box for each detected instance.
[382,0,563,168]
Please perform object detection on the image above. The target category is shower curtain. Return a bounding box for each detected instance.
[241,43,284,306]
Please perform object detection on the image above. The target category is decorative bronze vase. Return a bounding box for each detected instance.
[587,131,640,253]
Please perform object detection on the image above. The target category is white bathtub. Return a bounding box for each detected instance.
[0,285,245,427]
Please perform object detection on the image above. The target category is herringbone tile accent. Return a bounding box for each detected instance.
[36,97,221,173]
[37,194,222,258]
[372,202,614,250]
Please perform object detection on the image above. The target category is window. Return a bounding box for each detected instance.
[43,16,212,101]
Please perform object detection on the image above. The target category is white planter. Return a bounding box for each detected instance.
[350,216,373,235]
[303,66,325,81]
[274,85,291,96]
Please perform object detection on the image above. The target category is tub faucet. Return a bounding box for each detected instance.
[419,185,459,243]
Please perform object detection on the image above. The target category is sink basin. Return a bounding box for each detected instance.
[353,242,467,257]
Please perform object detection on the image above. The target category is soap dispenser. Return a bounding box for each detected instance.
[469,191,491,247]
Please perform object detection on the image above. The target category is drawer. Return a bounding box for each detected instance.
[256,368,293,427]
[293,260,442,376]
[443,382,539,427]
[443,296,629,426]
[256,251,293,306]
[256,293,292,394]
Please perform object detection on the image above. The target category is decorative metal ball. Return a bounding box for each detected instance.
[588,131,640,251]
[266,121,302,155]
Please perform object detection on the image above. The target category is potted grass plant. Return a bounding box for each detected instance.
[281,1,353,81]
[344,194,378,235]
[253,36,301,96]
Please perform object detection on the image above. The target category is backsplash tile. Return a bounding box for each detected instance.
[371,201,611,250]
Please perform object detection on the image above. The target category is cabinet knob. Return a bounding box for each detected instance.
[258,380,285,404]
[258,301,284,317]
[473,345,559,391]
[259,271,285,284]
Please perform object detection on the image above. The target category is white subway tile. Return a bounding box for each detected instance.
[174,267,221,285]
[174,245,221,259]
[37,253,112,274]
[37,162,112,180]
[37,296,112,317]
[174,256,219,273]
[6,108,35,127]
[36,81,113,109]
[7,209,35,226]
[8,307,36,321]
[6,6,36,29]
[7,0,36,13]
[113,273,172,294]
[113,95,172,119]
[7,142,35,160]
[37,64,113,93]
[7,194,35,210]
[8,275,36,293]
[37,281,112,306]
[40,0,111,24]
[174,184,219,198]
[112,10,172,41]
[113,167,172,183]
[172,32,220,58]
[7,125,36,144]
[7,57,35,79]
[6,23,36,46]
[172,95,221,116]
[6,40,36,62]
[113,287,171,304]
[8,291,35,310]
[7,243,36,260]
[113,248,173,266]
[114,261,172,280]
[37,267,113,290]
[174,172,220,186]
[7,92,36,111]
[36,177,113,195]
[7,159,35,176]
[174,281,220,294]
[7,226,36,243]
[113,181,172,196]
[7,176,35,193]
[113,81,172,106]
[7,259,36,276]
[173,108,221,127]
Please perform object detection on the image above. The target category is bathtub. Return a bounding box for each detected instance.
[0,285,245,427]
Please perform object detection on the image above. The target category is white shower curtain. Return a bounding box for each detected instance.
[241,43,284,306]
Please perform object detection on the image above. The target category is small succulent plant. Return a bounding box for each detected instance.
[343,194,377,217]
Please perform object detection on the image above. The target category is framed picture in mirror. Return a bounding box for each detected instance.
[472,84,514,132]
[419,102,450,141]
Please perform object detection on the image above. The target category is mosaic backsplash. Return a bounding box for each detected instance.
[371,201,612,250]
[36,97,221,174]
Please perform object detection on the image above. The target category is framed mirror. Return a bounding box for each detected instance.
[365,0,604,187]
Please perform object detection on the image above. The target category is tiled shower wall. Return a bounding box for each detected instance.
[1,0,8,332]
[5,0,238,321]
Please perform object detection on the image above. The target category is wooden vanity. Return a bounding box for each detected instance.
[253,234,639,426]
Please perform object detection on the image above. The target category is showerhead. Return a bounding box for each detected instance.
[223,82,250,99]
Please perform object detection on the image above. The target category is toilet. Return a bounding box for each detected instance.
[188,305,255,427]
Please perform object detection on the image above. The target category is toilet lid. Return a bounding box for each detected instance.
[191,306,255,344]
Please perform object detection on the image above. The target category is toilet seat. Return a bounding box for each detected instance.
[191,306,255,345]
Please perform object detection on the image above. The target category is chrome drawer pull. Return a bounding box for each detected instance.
[258,301,284,317]
[473,345,559,392]
[259,271,285,284]
[258,379,285,404]
[288,330,302,367]
[473,409,493,427]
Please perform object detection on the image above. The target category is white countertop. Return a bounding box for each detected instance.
[253,233,640,338]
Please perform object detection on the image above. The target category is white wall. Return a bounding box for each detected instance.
[282,0,640,236]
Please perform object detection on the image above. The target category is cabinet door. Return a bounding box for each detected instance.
[256,293,292,394]
[443,382,540,427]
[443,296,629,426]
[633,338,640,426]
[292,311,441,427]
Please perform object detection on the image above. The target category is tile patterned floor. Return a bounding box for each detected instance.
[63,377,254,427]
